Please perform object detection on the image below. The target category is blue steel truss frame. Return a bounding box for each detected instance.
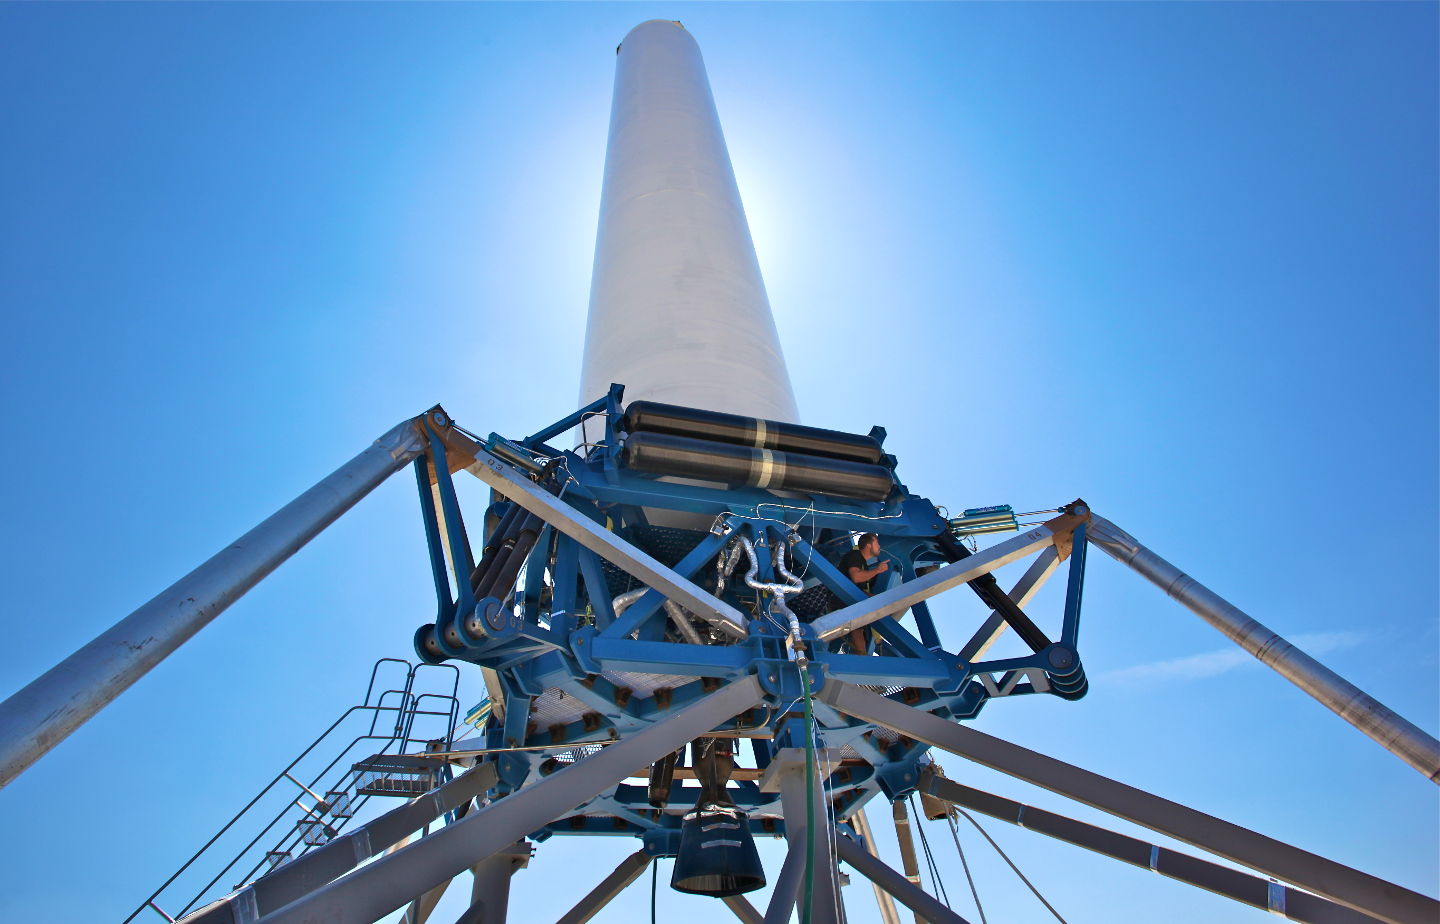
[410,387,1091,848]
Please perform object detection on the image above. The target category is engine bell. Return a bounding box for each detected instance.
[670,803,765,897]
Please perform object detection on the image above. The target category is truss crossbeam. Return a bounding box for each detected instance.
[921,771,1383,924]
[820,680,1437,924]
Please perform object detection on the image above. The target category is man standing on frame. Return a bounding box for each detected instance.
[838,533,889,653]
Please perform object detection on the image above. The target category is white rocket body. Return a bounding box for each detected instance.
[579,20,799,424]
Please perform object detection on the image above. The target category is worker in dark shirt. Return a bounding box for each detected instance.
[838,533,889,653]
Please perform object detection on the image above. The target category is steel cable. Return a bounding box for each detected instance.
[946,813,988,924]
[909,795,952,908]
[954,807,1067,923]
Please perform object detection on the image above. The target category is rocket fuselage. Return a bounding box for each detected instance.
[579,20,799,424]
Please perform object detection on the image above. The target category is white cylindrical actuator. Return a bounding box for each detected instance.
[579,20,799,423]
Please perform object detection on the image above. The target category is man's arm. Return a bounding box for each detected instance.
[847,561,889,583]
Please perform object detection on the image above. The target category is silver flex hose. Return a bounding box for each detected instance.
[737,534,807,661]
[612,587,706,645]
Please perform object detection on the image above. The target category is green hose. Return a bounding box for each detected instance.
[799,660,817,924]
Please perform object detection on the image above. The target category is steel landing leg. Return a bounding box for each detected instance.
[0,415,428,789]
[1088,514,1440,783]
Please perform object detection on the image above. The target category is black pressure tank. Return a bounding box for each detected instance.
[622,431,893,501]
[623,400,884,465]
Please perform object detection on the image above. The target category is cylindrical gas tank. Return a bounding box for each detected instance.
[622,431,893,502]
[624,400,883,465]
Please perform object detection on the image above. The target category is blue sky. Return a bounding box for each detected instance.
[0,3,1435,922]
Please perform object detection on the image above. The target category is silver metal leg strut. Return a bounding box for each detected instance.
[849,809,902,924]
[832,826,972,924]
[764,834,807,924]
[556,850,653,924]
[0,416,426,789]
[722,894,765,924]
[257,676,765,924]
[818,679,1437,924]
[1088,514,1440,783]
[455,841,529,924]
[402,876,451,924]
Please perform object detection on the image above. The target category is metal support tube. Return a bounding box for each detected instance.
[0,415,427,789]
[555,850,653,924]
[402,876,452,924]
[818,679,1437,924]
[850,809,902,924]
[811,527,1059,643]
[662,601,707,645]
[918,772,1383,924]
[764,832,808,924]
[1088,515,1440,783]
[832,828,972,924]
[258,677,765,924]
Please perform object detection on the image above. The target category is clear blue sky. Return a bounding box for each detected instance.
[0,3,1435,922]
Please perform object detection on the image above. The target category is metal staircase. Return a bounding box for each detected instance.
[127,658,460,924]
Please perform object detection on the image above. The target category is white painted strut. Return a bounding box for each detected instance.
[579,20,799,422]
